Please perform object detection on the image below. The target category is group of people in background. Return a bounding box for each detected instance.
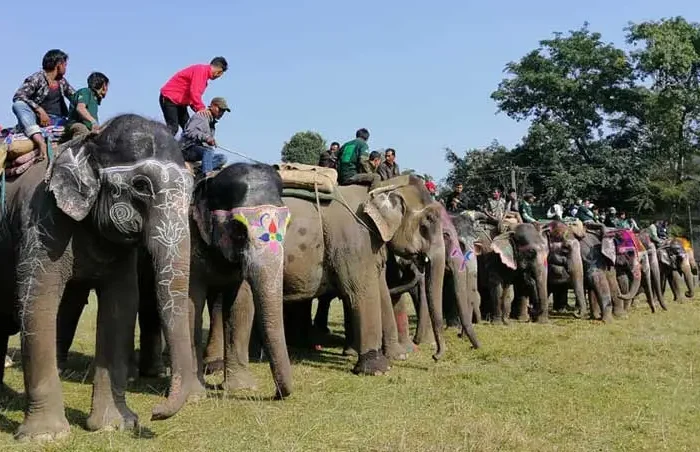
[441,181,672,240]
[316,128,402,186]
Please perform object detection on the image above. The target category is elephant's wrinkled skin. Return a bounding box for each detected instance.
[658,237,696,301]
[188,163,293,398]
[0,115,195,440]
[474,222,549,323]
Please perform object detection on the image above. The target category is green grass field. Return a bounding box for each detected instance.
[1,295,700,451]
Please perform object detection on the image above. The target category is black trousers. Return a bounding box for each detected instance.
[159,94,190,136]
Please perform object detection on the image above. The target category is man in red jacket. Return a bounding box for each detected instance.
[159,56,228,136]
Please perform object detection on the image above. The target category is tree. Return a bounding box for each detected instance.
[281,131,326,165]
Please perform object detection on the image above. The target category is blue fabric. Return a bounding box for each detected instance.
[182,145,226,173]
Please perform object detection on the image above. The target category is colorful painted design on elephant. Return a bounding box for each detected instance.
[677,237,693,252]
[614,229,645,253]
[449,245,472,273]
[212,205,291,255]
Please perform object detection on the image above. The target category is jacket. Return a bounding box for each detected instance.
[179,111,216,149]
[13,71,75,112]
[377,161,400,181]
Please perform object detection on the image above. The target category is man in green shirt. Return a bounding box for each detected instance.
[66,71,109,138]
[338,128,371,185]
[519,193,537,223]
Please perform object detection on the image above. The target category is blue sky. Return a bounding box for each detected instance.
[1,1,697,182]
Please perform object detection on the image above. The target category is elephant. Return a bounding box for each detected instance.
[543,220,587,318]
[473,222,549,324]
[210,174,451,382]
[308,204,481,353]
[0,115,195,440]
[607,228,657,313]
[579,226,638,321]
[657,237,696,301]
[623,231,667,312]
[187,163,293,398]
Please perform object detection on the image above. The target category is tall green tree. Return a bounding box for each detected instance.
[281,131,326,165]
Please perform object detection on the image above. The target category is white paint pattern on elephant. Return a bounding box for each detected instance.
[100,160,193,327]
[16,224,46,338]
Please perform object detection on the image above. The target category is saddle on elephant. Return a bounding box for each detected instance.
[275,162,338,194]
[1,124,65,178]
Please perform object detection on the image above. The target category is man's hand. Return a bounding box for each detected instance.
[197,109,212,119]
[91,123,100,132]
[206,137,216,146]
[36,108,50,127]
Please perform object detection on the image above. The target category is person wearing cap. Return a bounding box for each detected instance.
[519,193,537,223]
[160,56,228,136]
[179,97,229,177]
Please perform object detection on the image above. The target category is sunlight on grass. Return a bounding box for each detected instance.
[1,295,700,451]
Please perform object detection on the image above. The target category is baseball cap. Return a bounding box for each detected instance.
[210,97,231,112]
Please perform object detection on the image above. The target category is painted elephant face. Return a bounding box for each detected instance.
[47,120,193,245]
[362,176,442,259]
[659,242,687,269]
[604,230,642,270]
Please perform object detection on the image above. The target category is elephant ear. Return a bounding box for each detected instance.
[362,190,405,242]
[491,233,517,270]
[191,178,212,245]
[602,237,617,265]
[658,248,671,266]
[47,140,100,221]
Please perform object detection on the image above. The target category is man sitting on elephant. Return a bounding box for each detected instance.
[338,127,374,185]
[179,97,229,177]
[519,193,537,223]
[576,199,597,224]
[65,71,110,139]
[11,49,75,160]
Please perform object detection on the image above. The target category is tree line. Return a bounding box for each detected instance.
[280,17,700,231]
[445,16,700,230]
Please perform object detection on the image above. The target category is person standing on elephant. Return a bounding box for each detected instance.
[159,56,228,136]
[65,71,109,139]
[318,141,340,169]
[377,148,400,181]
[179,97,229,177]
[519,193,537,223]
[338,128,371,185]
[11,49,75,161]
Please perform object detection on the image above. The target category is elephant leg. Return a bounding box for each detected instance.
[606,270,627,318]
[0,334,8,386]
[137,282,166,379]
[313,295,332,335]
[669,272,682,302]
[588,288,600,320]
[85,255,139,432]
[380,270,405,361]
[203,291,224,374]
[468,270,482,324]
[56,280,91,369]
[341,273,388,375]
[392,293,414,355]
[188,277,208,393]
[412,283,433,345]
[490,282,504,325]
[552,288,568,316]
[283,300,313,348]
[15,260,70,441]
[515,287,529,321]
[442,276,461,328]
[641,264,656,313]
[591,271,613,323]
[341,297,357,356]
[222,281,258,392]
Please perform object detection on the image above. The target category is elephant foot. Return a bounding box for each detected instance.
[602,309,614,323]
[15,413,70,443]
[222,369,258,392]
[384,343,408,361]
[536,315,549,324]
[352,350,389,376]
[86,403,139,432]
[203,359,224,375]
[517,314,530,322]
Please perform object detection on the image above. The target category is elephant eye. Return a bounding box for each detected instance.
[132,176,154,198]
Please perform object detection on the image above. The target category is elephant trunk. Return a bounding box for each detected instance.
[448,253,480,349]
[247,245,293,399]
[535,251,550,322]
[147,213,195,421]
[681,259,695,299]
[618,260,642,301]
[426,240,447,361]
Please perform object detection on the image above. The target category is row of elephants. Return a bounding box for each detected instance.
[0,115,695,442]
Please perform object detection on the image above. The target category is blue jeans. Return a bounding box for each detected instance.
[182,145,226,173]
[12,101,65,137]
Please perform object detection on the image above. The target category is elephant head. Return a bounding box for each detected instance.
[46,114,194,420]
[658,238,695,298]
[191,163,293,398]
[603,229,642,301]
[362,175,448,359]
[482,223,549,321]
